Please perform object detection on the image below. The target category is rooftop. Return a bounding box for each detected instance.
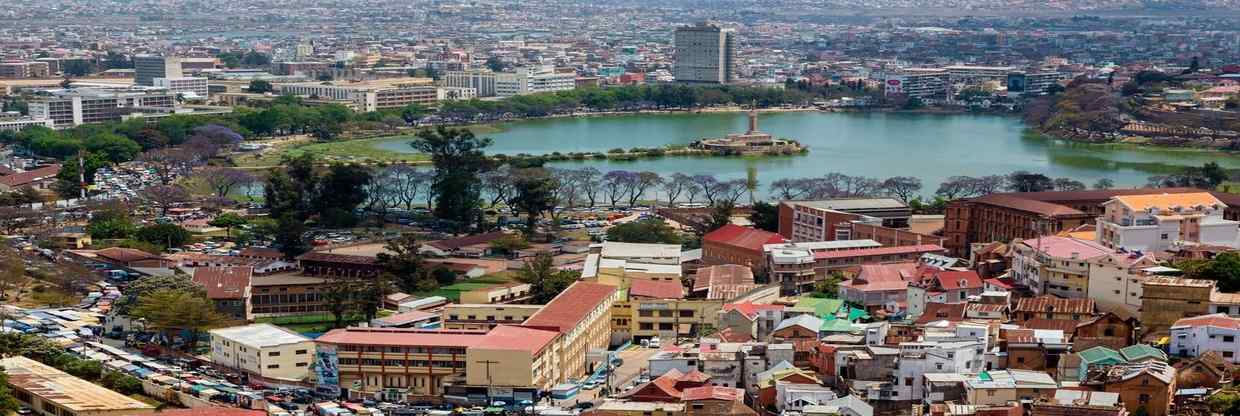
[629,278,686,299]
[1013,295,1095,315]
[523,281,616,333]
[815,244,945,260]
[787,198,909,211]
[192,266,252,300]
[703,224,784,252]
[1020,236,1111,260]
[209,323,311,348]
[316,327,487,348]
[470,325,559,354]
[692,264,757,300]
[600,241,682,259]
[1110,192,1223,212]
[0,356,154,413]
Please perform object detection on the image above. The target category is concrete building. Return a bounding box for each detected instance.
[1007,71,1070,96]
[1141,277,1215,336]
[440,303,541,331]
[465,325,562,392]
[153,76,209,98]
[582,241,683,284]
[1169,313,1240,362]
[0,61,50,79]
[493,67,576,97]
[944,65,1017,86]
[520,281,619,384]
[133,55,183,86]
[884,69,949,99]
[441,69,497,97]
[702,224,784,275]
[1009,236,1110,296]
[963,369,1058,406]
[778,199,913,241]
[27,88,176,128]
[1096,192,1239,252]
[0,356,155,416]
[275,79,437,112]
[673,22,737,84]
[315,327,486,401]
[1086,252,1161,316]
[0,116,54,132]
[209,323,316,382]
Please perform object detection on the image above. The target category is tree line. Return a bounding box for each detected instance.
[436,84,822,120]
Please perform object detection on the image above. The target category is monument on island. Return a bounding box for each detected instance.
[691,109,806,155]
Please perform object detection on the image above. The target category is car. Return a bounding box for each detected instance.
[574,402,595,410]
[17,407,33,415]
[582,381,599,390]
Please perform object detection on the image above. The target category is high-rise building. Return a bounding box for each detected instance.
[132,55,183,86]
[673,21,736,84]
[27,88,176,128]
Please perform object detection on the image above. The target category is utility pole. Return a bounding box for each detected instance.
[78,149,86,200]
[477,359,499,407]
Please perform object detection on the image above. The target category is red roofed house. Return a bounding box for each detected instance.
[702,224,784,275]
[839,263,921,311]
[1169,313,1240,363]
[907,269,984,318]
[914,302,968,325]
[692,264,758,300]
[521,281,619,385]
[718,302,785,341]
[682,385,754,416]
[621,368,710,402]
[93,247,169,268]
[630,278,686,299]
[0,164,60,192]
[192,266,253,320]
[1013,295,1096,323]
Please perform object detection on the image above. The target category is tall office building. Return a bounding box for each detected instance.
[133,55,182,86]
[673,21,737,84]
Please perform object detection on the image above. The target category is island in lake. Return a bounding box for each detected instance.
[691,110,806,155]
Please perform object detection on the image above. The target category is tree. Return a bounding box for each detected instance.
[606,218,683,244]
[515,253,578,304]
[54,152,108,199]
[197,166,256,199]
[139,147,197,184]
[749,201,779,232]
[87,203,137,239]
[574,167,603,207]
[490,233,531,256]
[881,176,922,203]
[248,79,274,93]
[142,184,190,217]
[0,368,18,414]
[375,234,427,294]
[1052,177,1087,191]
[1092,178,1115,190]
[691,174,720,204]
[400,103,428,124]
[1005,171,1054,192]
[602,170,636,207]
[134,223,191,249]
[707,201,734,232]
[662,173,693,207]
[273,213,310,258]
[1180,252,1240,292]
[812,272,845,298]
[209,213,248,239]
[0,247,24,301]
[411,127,492,231]
[129,289,225,350]
[628,171,663,207]
[315,163,373,227]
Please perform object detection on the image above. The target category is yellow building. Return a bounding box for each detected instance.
[459,282,532,304]
[315,327,487,400]
[583,242,683,287]
[1141,277,1215,336]
[520,281,619,384]
[440,304,542,331]
[209,323,316,382]
[613,297,724,341]
[0,356,155,416]
[465,325,562,391]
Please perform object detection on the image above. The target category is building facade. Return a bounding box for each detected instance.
[133,55,183,86]
[673,22,737,84]
[209,323,316,382]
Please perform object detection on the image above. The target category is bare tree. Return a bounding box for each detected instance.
[481,166,515,208]
[385,164,430,210]
[602,170,636,207]
[662,173,693,207]
[691,174,721,204]
[626,171,662,207]
[198,166,257,199]
[142,184,191,216]
[720,179,749,205]
[881,176,923,203]
[574,167,602,207]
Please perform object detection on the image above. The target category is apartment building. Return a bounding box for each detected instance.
[0,116,54,132]
[133,55,182,86]
[209,323,316,382]
[673,21,737,84]
[27,88,176,128]
[0,61,50,78]
[1086,252,1161,316]
[1096,192,1239,252]
[441,69,497,97]
[153,76,209,98]
[494,68,576,97]
[1007,71,1071,96]
[315,327,487,400]
[858,339,986,403]
[440,304,541,331]
[779,199,912,242]
[1169,314,1240,362]
[465,325,562,392]
[275,78,437,112]
[884,69,949,99]
[249,274,330,317]
[1140,277,1215,335]
[1009,236,1110,296]
[944,65,1017,86]
[520,281,619,384]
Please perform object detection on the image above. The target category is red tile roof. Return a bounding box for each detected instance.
[192,266,252,300]
[703,224,784,252]
[427,231,507,251]
[472,325,559,354]
[984,277,1016,290]
[316,328,487,348]
[722,302,784,320]
[296,251,378,265]
[1172,313,1240,330]
[715,327,754,343]
[155,410,266,416]
[0,164,60,188]
[1013,295,1095,315]
[692,264,758,300]
[971,193,1088,217]
[1019,236,1110,260]
[915,303,968,324]
[629,278,685,299]
[681,385,742,401]
[95,247,160,263]
[523,282,616,333]
[814,244,945,260]
[934,270,983,290]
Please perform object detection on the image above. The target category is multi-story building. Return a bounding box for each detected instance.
[26,88,176,128]
[766,245,818,294]
[441,69,497,97]
[493,68,576,97]
[437,86,477,101]
[440,304,541,331]
[943,188,1240,256]
[1007,71,1070,96]
[0,61,50,78]
[702,224,784,275]
[520,281,619,385]
[1086,252,1161,316]
[133,55,183,86]
[582,241,683,285]
[1009,236,1110,296]
[613,292,724,343]
[275,79,438,112]
[778,198,912,242]
[249,274,330,317]
[1096,192,1239,252]
[944,65,1017,86]
[1141,277,1215,335]
[963,369,1058,406]
[0,116,54,132]
[315,327,486,400]
[465,325,562,393]
[884,69,949,99]
[153,76,209,98]
[1169,314,1240,362]
[273,61,330,76]
[673,21,737,84]
[209,323,316,383]
[860,339,986,403]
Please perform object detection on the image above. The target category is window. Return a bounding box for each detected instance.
[905,377,913,386]
[296,349,308,354]
[1139,394,1150,404]
[1160,233,1169,240]
[267,364,280,369]
[296,362,309,367]
[1225,336,1235,343]
[269,351,281,357]
[1104,328,1115,337]
[1226,351,1235,358]
[1017,357,1026,363]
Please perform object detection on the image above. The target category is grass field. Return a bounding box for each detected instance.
[413,273,517,301]
[232,124,505,168]
[257,310,393,334]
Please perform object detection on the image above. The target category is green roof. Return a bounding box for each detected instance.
[821,319,859,333]
[847,307,870,322]
[1078,346,1126,364]
[1120,344,1168,362]
[795,297,844,319]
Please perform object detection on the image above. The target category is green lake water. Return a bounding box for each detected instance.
[371,111,1240,192]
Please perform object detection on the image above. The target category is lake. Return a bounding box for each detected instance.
[371,111,1240,194]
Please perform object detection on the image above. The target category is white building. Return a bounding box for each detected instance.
[1169,313,1240,363]
[209,323,316,382]
[863,339,984,402]
[494,68,576,97]
[275,80,438,112]
[1086,253,1162,316]
[153,76,209,99]
[884,69,949,99]
[27,88,176,128]
[0,116,54,132]
[441,69,497,97]
[673,21,737,84]
[1096,192,1240,252]
[776,383,839,412]
[133,55,182,86]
